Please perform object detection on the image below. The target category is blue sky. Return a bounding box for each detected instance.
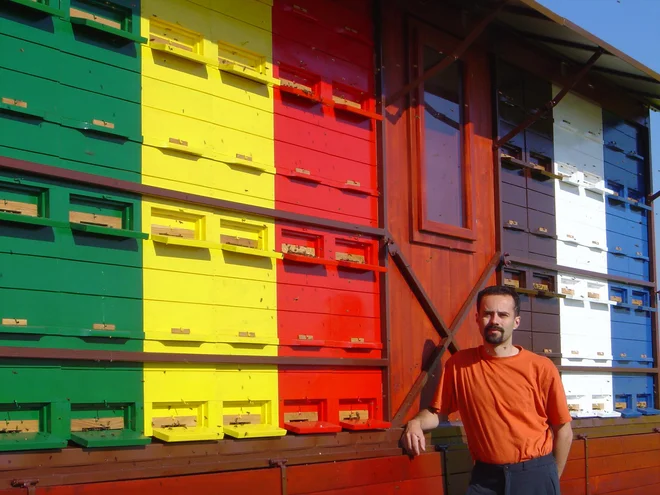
[538,0,660,280]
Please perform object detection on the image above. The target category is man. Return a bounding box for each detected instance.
[402,285,573,494]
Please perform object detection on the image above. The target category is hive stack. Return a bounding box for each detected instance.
[0,0,148,450]
[0,0,386,451]
[271,0,388,433]
[498,59,658,419]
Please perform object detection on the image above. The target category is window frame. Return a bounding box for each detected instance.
[409,20,477,246]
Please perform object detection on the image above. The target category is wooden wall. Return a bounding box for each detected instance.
[382,0,498,423]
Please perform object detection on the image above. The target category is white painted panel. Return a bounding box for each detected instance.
[559,274,612,367]
[561,372,616,418]
[552,87,604,139]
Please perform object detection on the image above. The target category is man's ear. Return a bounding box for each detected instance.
[513,314,521,330]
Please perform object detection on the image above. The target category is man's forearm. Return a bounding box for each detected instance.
[552,423,573,478]
[410,408,446,431]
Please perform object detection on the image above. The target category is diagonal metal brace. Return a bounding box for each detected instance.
[495,48,604,149]
[385,0,510,107]
[386,239,458,354]
[647,190,660,204]
[391,251,502,426]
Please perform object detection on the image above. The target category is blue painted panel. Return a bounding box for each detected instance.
[604,162,644,192]
[613,374,655,413]
[606,213,647,241]
[628,258,650,280]
[611,338,654,367]
[610,321,652,342]
[607,252,630,273]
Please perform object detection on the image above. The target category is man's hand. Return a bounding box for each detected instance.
[401,408,445,456]
[402,419,426,456]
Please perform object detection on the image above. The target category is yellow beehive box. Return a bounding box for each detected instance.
[216,364,285,439]
[140,145,274,209]
[144,364,223,442]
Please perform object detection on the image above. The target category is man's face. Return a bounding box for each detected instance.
[476,294,520,345]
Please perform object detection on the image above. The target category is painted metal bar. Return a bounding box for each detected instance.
[391,252,502,426]
[385,0,509,106]
[0,346,388,367]
[0,157,385,237]
[494,48,604,149]
[578,435,591,495]
[386,240,456,351]
[507,255,656,288]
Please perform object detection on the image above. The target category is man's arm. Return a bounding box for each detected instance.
[551,422,573,478]
[401,408,449,456]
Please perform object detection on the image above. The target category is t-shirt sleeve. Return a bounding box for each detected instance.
[430,357,458,415]
[543,362,572,425]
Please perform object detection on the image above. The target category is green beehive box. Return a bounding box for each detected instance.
[62,361,150,448]
[0,172,144,351]
[0,359,69,452]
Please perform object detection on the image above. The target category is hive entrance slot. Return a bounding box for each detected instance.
[152,416,198,429]
[0,200,37,217]
[282,243,316,257]
[70,211,121,229]
[72,417,124,432]
[339,409,369,421]
[283,412,318,423]
[221,235,258,249]
[223,414,261,426]
[0,420,39,434]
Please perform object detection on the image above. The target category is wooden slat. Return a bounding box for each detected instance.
[70,7,122,29]
[283,412,319,422]
[171,328,190,335]
[150,35,194,53]
[223,414,261,425]
[92,119,115,130]
[0,420,39,433]
[151,225,195,239]
[152,416,197,428]
[332,95,362,109]
[1,97,27,109]
[1,318,27,326]
[282,243,316,257]
[71,417,124,432]
[336,252,366,263]
[220,235,258,249]
[591,465,660,494]
[70,211,122,229]
[0,200,37,217]
[339,410,369,421]
[92,324,115,331]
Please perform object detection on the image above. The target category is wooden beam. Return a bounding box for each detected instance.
[391,251,502,427]
[385,0,509,106]
[495,48,604,149]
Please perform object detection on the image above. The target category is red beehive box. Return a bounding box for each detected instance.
[276,224,384,358]
[273,0,380,227]
[279,367,390,434]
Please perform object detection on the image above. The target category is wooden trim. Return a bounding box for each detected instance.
[0,346,388,368]
[408,19,477,246]
[0,156,384,237]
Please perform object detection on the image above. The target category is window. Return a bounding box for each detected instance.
[422,46,465,228]
[410,22,476,246]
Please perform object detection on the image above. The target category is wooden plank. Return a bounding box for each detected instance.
[446,472,471,495]
[288,454,444,494]
[588,450,660,477]
[444,449,473,475]
[283,412,319,422]
[1,319,27,327]
[0,200,37,217]
[0,420,38,433]
[591,465,660,494]
[69,8,122,30]
[585,434,660,458]
[92,324,115,331]
[601,481,660,495]
[151,225,195,239]
[339,410,370,421]
[220,235,258,249]
[70,211,121,229]
[152,416,197,428]
[71,417,124,432]
[222,414,261,425]
[559,477,586,495]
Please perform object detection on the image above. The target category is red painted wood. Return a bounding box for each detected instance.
[599,482,660,495]
[591,465,660,494]
[35,469,280,494]
[382,1,497,421]
[279,367,389,432]
[287,453,444,494]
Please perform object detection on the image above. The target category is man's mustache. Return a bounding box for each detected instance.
[485,325,503,332]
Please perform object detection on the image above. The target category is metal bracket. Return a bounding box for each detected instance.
[11,479,38,495]
[270,458,288,495]
[647,190,660,204]
[385,0,510,106]
[577,434,590,495]
[494,48,605,150]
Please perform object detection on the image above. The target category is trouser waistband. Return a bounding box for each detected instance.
[474,453,555,473]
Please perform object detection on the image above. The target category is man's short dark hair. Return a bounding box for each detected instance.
[477,285,520,316]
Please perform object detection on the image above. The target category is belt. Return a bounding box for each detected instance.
[474,453,556,473]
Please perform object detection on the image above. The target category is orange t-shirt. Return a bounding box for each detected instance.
[430,345,572,465]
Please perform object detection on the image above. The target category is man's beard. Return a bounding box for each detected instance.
[484,324,505,344]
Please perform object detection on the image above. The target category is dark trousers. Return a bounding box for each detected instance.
[466,453,560,495]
